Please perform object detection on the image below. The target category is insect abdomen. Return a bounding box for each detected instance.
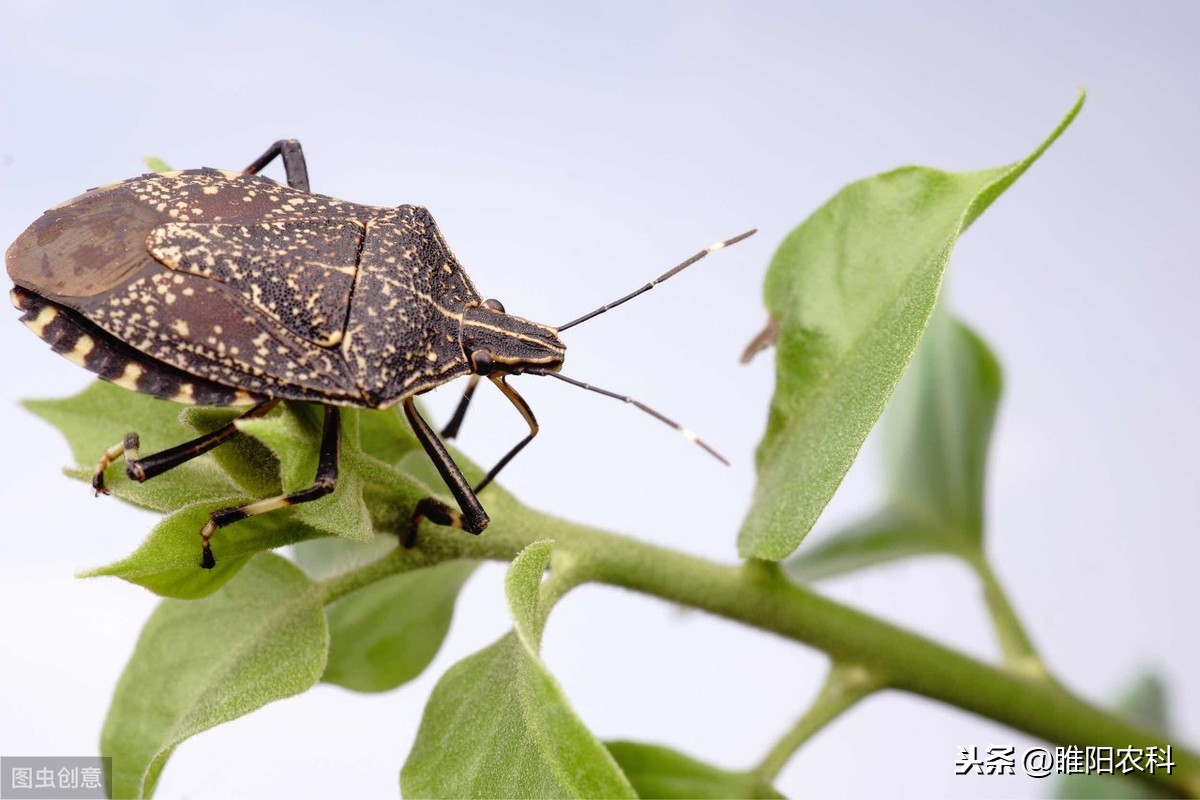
[12,286,260,406]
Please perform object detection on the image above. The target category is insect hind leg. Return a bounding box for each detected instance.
[243,139,310,191]
[92,400,280,495]
[199,405,341,569]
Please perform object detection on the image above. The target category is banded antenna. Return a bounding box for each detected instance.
[557,229,757,332]
[531,370,729,465]
[532,229,758,465]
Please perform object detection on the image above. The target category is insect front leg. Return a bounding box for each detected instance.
[473,376,538,493]
[198,405,341,569]
[242,139,310,191]
[440,375,481,439]
[93,399,280,494]
[402,397,489,547]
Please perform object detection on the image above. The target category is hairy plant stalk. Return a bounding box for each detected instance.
[752,662,882,782]
[323,515,1200,797]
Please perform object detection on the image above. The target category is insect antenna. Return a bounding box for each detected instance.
[532,370,729,465]
[556,229,757,332]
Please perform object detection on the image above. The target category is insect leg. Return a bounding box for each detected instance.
[242,139,310,191]
[440,375,481,439]
[198,405,341,569]
[473,376,538,494]
[93,399,280,495]
[402,397,489,547]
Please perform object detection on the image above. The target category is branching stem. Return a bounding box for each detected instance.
[968,552,1050,681]
[753,661,882,782]
[317,515,1200,797]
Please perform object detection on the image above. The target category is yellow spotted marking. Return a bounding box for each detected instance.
[426,351,438,362]
[202,186,220,195]
[172,383,196,404]
[112,363,145,391]
[218,169,243,180]
[315,329,343,347]
[171,319,190,336]
[159,170,184,179]
[308,261,358,277]
[24,306,58,337]
[232,389,258,405]
[62,334,96,366]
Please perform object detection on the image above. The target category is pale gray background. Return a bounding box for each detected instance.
[1,2,1197,798]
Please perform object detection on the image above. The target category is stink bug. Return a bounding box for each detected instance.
[7,140,754,568]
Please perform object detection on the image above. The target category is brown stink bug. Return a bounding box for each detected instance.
[7,140,753,568]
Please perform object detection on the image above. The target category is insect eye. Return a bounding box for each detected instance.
[482,298,505,313]
[471,349,494,372]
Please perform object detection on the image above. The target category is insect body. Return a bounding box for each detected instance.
[7,140,752,568]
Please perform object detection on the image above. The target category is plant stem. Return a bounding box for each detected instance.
[753,662,881,782]
[969,553,1049,680]
[581,530,1200,797]
[326,515,1200,797]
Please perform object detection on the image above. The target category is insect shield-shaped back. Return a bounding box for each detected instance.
[8,140,751,571]
[6,168,485,409]
[460,300,565,375]
[4,144,513,570]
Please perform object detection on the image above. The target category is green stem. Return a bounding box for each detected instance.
[324,516,1200,797]
[753,662,881,782]
[969,553,1048,680]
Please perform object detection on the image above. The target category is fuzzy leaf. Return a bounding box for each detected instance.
[178,406,282,498]
[100,554,327,799]
[401,541,636,799]
[25,382,242,512]
[81,498,324,599]
[356,403,421,466]
[786,309,1001,580]
[322,558,477,693]
[740,92,1083,560]
[26,382,468,594]
[606,741,783,799]
[784,505,966,582]
[881,308,1003,544]
[236,405,374,543]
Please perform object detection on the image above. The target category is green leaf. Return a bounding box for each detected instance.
[178,406,282,498]
[143,156,173,173]
[27,382,439,594]
[739,91,1083,561]
[81,498,324,599]
[322,558,477,692]
[785,309,1002,580]
[356,404,421,466]
[606,741,783,799]
[1052,673,1174,799]
[237,404,374,543]
[293,533,476,694]
[784,505,965,582]
[25,382,242,512]
[881,307,1002,543]
[1117,674,1171,732]
[101,554,327,799]
[401,541,637,799]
